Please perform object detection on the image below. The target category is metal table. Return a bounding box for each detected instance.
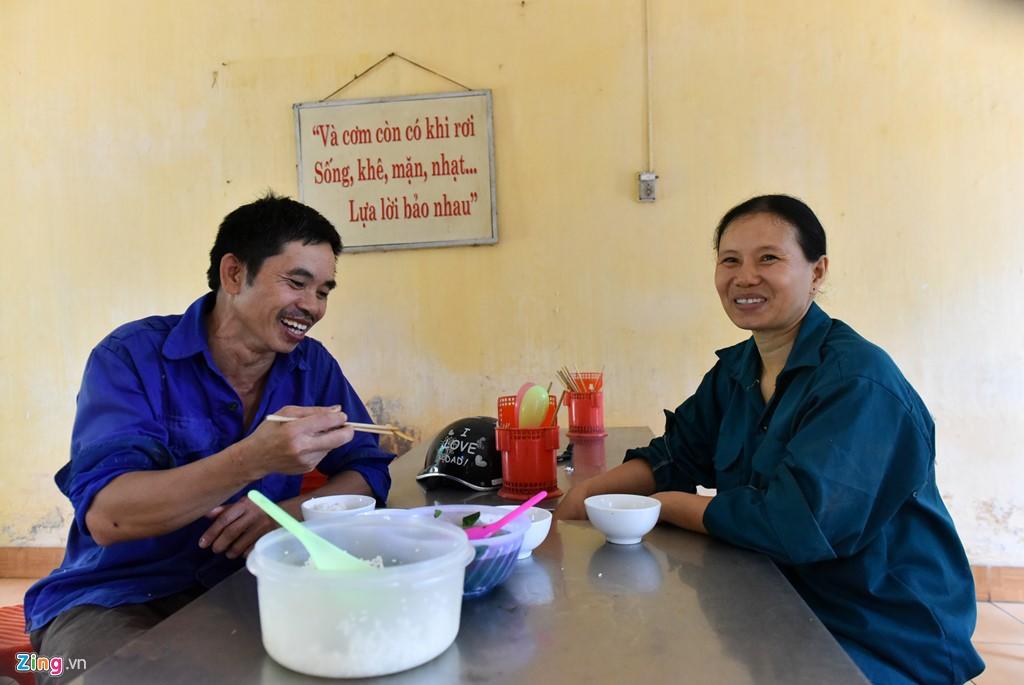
[69,427,866,684]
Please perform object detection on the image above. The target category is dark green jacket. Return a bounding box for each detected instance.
[626,303,983,684]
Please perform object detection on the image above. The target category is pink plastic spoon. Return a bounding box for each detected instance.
[465,490,548,540]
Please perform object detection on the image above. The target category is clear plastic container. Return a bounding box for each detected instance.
[246,515,473,678]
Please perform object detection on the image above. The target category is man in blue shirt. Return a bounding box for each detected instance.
[24,192,394,679]
[556,195,983,684]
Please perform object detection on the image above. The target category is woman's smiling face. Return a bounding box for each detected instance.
[714,212,827,335]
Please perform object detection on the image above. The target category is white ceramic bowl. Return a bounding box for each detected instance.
[584,494,661,545]
[301,494,376,521]
[497,505,553,559]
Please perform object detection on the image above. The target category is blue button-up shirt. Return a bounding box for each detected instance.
[25,293,394,631]
[625,303,983,684]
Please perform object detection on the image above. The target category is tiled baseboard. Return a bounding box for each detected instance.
[2,547,1022,601]
[973,565,1024,602]
[0,547,65,578]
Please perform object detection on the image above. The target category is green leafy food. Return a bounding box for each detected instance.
[432,509,483,528]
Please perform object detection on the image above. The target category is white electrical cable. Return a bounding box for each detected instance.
[644,0,654,172]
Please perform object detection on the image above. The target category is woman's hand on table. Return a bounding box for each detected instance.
[651,491,713,535]
[555,458,659,521]
[553,483,591,520]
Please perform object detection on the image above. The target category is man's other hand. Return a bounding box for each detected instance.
[198,497,277,559]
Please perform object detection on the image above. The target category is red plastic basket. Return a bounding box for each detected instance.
[570,372,603,393]
[497,393,557,429]
[564,390,607,438]
[495,395,562,501]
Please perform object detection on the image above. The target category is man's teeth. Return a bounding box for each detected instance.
[282,318,309,333]
[735,298,765,305]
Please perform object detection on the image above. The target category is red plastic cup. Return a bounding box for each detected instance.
[564,390,607,438]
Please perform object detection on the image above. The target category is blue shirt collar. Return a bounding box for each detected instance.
[721,301,832,387]
[162,293,215,361]
[161,292,309,371]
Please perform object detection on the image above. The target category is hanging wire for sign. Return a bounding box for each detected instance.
[320,52,472,102]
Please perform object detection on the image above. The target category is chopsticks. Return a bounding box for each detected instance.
[556,367,581,393]
[556,366,604,394]
[550,365,605,427]
[265,414,414,442]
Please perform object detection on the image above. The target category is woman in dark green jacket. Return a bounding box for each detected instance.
[556,195,983,684]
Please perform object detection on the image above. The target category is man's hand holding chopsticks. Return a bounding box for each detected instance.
[242,405,356,476]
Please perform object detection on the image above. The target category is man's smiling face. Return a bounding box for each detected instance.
[231,240,337,354]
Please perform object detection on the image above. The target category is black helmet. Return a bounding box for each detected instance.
[416,417,501,491]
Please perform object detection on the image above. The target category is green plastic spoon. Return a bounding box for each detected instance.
[247,490,372,572]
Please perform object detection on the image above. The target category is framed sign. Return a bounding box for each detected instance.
[294,90,497,252]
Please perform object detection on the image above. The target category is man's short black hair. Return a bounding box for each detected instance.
[206,191,343,291]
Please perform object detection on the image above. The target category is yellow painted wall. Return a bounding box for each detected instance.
[2,0,1022,564]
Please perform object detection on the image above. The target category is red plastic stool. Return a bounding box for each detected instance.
[299,469,328,495]
[0,604,34,685]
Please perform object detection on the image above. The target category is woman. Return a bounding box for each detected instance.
[555,195,983,684]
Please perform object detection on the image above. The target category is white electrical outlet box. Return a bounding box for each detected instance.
[638,172,657,202]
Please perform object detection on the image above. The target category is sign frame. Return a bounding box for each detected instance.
[294,90,498,253]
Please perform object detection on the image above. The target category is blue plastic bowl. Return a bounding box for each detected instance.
[410,504,528,598]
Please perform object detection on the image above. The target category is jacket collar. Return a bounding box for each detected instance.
[721,301,832,386]
[162,293,215,360]
[162,292,308,371]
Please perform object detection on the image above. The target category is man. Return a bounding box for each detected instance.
[23,192,394,680]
